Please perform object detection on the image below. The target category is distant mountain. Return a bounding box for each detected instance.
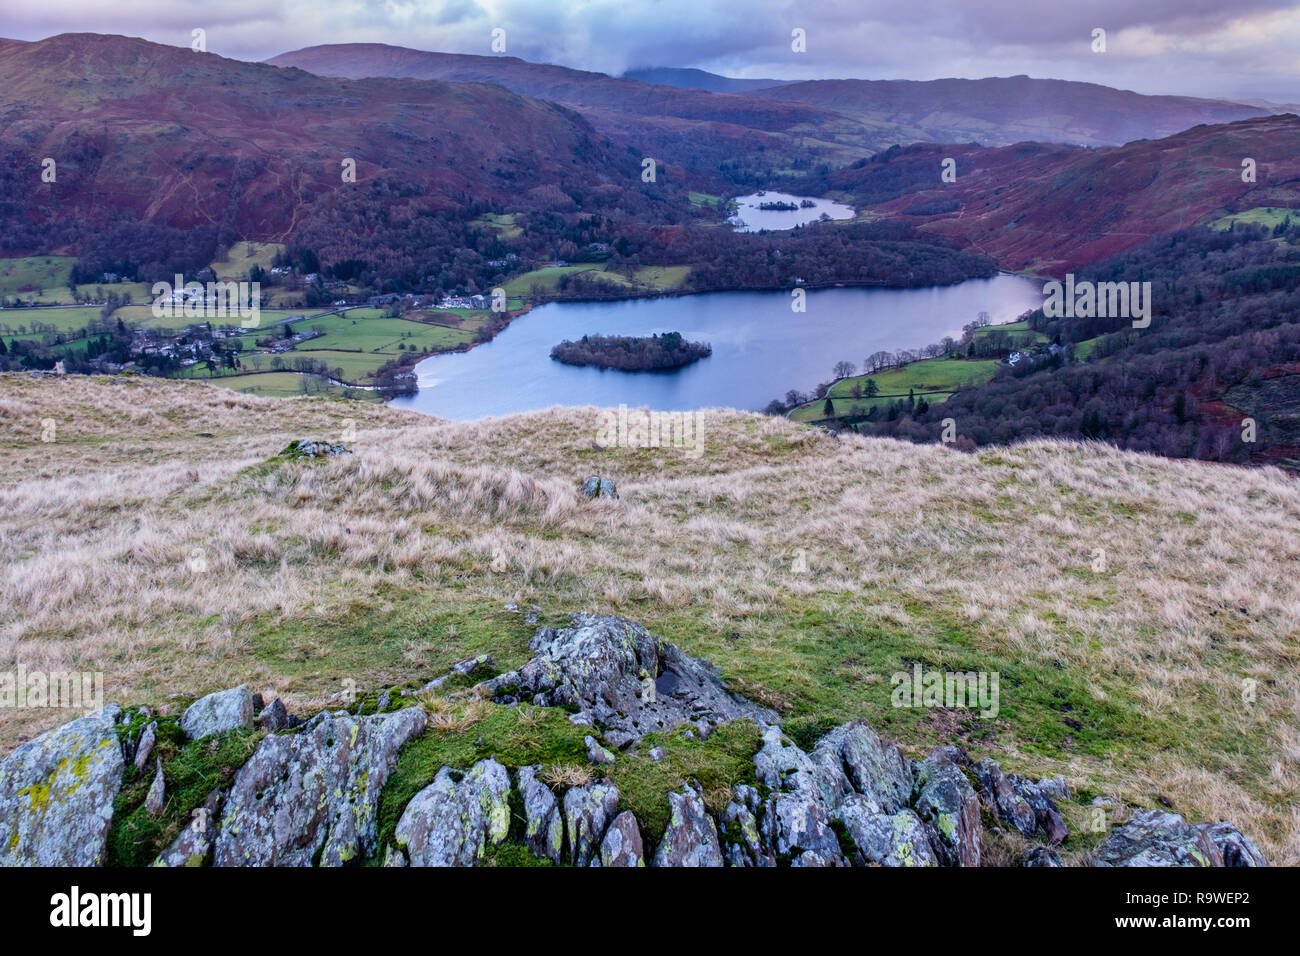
[750,75,1269,148]
[0,33,634,242]
[824,114,1300,274]
[621,67,793,93]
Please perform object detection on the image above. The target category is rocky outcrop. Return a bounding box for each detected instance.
[0,706,124,867]
[913,747,982,867]
[653,786,724,867]
[181,685,254,741]
[154,790,222,868]
[580,476,618,499]
[479,614,776,747]
[564,780,621,867]
[214,706,425,866]
[837,796,938,867]
[1094,810,1267,867]
[395,758,511,867]
[973,758,1068,845]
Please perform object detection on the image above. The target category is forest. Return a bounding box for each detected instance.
[550,332,712,371]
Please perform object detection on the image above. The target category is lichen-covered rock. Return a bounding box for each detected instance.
[145,758,165,816]
[0,706,123,867]
[1093,809,1268,867]
[721,784,774,867]
[837,795,938,867]
[811,719,913,813]
[479,614,774,744]
[1019,846,1065,867]
[913,747,982,867]
[213,706,425,867]
[580,476,618,499]
[256,698,288,732]
[1199,821,1268,867]
[585,735,616,765]
[973,758,1068,845]
[754,724,818,792]
[395,758,511,867]
[154,790,221,867]
[599,810,645,866]
[654,786,724,867]
[133,720,157,772]
[181,685,254,741]
[518,766,565,864]
[754,726,844,866]
[564,779,621,867]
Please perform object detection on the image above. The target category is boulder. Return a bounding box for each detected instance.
[599,810,645,867]
[256,698,289,732]
[479,614,774,744]
[395,758,511,867]
[1094,809,1267,867]
[580,476,618,499]
[973,758,1068,845]
[754,726,844,866]
[721,785,773,867]
[837,795,938,867]
[145,758,166,816]
[653,786,724,867]
[0,706,124,867]
[518,766,564,864]
[213,706,425,866]
[913,747,982,867]
[1019,846,1065,867]
[811,719,913,813]
[180,685,254,741]
[585,735,616,765]
[564,780,621,867]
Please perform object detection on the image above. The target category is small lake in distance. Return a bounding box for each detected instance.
[728,191,856,231]
[392,274,1044,421]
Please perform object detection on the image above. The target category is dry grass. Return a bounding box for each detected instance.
[1,374,1298,862]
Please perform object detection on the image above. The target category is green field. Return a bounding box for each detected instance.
[792,356,1002,422]
[300,313,475,354]
[198,370,381,401]
[503,263,691,297]
[470,213,523,239]
[1207,206,1297,232]
[972,320,1048,347]
[0,307,111,334]
[0,256,155,306]
[208,241,285,279]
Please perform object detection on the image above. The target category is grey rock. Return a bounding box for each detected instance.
[133,720,157,772]
[1198,821,1268,867]
[653,786,724,867]
[452,655,495,677]
[1094,810,1268,868]
[649,747,667,762]
[721,784,774,867]
[837,795,938,867]
[585,735,616,765]
[396,758,511,867]
[752,725,844,865]
[256,697,288,732]
[1019,846,1065,867]
[214,706,426,866]
[518,766,564,864]
[479,614,775,742]
[181,685,254,741]
[913,747,982,867]
[0,706,123,866]
[564,780,621,867]
[154,790,221,867]
[283,439,351,459]
[580,476,618,499]
[811,718,913,813]
[973,758,1068,845]
[600,811,646,867]
[145,758,166,816]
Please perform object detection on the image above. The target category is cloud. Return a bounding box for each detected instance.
[6,0,1299,100]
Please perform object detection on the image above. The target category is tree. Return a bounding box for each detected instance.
[823,398,835,418]
[833,360,857,380]
[863,378,879,398]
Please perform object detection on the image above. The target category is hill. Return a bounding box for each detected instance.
[750,75,1268,148]
[0,373,1296,863]
[621,66,793,93]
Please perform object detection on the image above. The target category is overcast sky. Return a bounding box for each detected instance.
[5,0,1299,102]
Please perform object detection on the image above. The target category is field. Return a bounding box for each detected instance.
[1,374,1297,863]
[0,306,110,334]
[208,241,285,279]
[792,356,1002,421]
[470,213,523,239]
[298,313,476,354]
[0,256,155,306]
[1206,206,1297,232]
[502,263,691,297]
[971,320,1048,348]
[198,370,381,401]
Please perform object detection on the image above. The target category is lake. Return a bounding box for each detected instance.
[392,274,1044,421]
[728,191,856,231]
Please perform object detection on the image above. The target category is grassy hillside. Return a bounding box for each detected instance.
[0,374,1297,862]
